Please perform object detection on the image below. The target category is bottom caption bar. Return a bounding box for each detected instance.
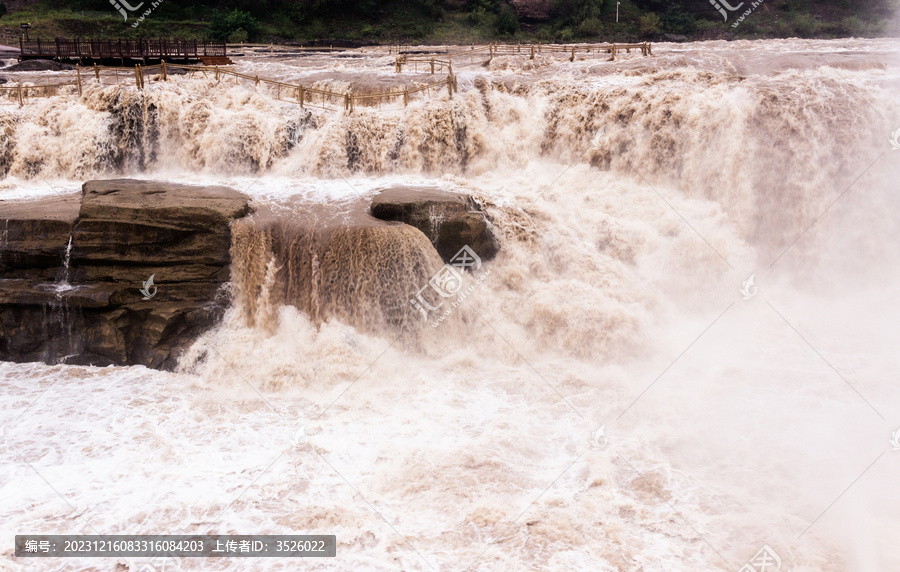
[15,535,336,557]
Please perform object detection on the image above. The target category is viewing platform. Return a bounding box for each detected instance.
[18,37,232,65]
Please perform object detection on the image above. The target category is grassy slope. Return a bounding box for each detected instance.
[0,0,896,45]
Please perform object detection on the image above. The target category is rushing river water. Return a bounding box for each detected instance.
[1,38,900,571]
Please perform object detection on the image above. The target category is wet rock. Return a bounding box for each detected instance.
[75,179,251,265]
[0,179,252,370]
[370,187,499,263]
[1,59,76,71]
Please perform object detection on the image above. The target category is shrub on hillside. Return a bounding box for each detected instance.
[792,12,822,37]
[661,7,696,35]
[639,12,660,36]
[496,4,520,35]
[577,17,604,37]
[210,9,260,42]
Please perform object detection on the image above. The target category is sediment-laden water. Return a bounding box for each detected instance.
[1,38,899,571]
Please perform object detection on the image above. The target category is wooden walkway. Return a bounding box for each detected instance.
[18,38,229,65]
[0,62,454,112]
[1,41,655,111]
[396,41,652,73]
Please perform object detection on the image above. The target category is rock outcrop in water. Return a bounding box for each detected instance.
[230,196,448,340]
[1,182,498,368]
[229,187,498,342]
[0,179,251,369]
[0,59,76,72]
[370,187,499,263]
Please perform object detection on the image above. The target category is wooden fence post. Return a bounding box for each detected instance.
[94,63,99,81]
[161,59,166,81]
[299,84,304,108]
[75,64,82,96]
[403,90,408,107]
[530,44,535,60]
[570,46,575,62]
[17,83,23,107]
[447,74,453,98]
[215,65,219,82]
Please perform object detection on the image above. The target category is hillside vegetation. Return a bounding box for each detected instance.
[0,0,897,44]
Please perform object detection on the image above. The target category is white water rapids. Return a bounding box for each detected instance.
[1,38,900,571]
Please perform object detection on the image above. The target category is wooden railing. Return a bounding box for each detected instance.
[0,62,456,111]
[19,38,227,60]
[1,41,653,109]
[395,41,652,72]
[0,31,20,47]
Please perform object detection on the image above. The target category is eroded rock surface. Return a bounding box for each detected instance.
[0,179,251,369]
[370,187,499,263]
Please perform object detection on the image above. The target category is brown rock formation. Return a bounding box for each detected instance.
[0,179,251,369]
[370,187,499,263]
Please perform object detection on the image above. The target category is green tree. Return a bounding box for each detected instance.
[209,9,260,42]
[578,0,605,21]
[496,4,520,34]
[661,6,697,34]
[639,12,660,35]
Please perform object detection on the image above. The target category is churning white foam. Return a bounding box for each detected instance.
[1,38,899,571]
